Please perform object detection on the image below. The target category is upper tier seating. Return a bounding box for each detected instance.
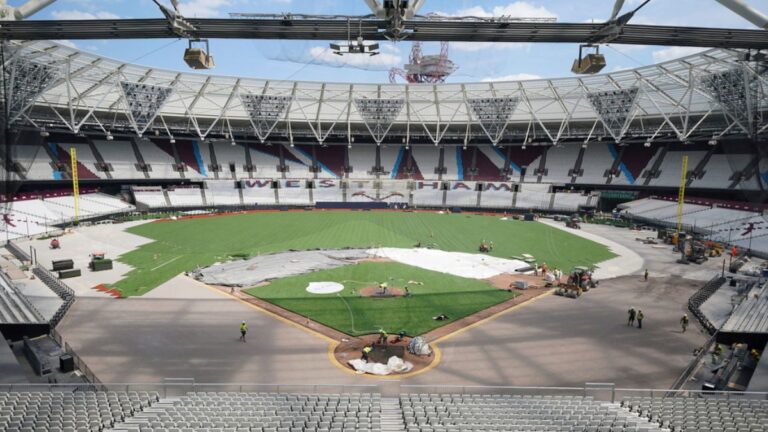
[210,141,248,179]
[622,396,767,432]
[411,147,440,180]
[348,146,377,179]
[5,141,761,190]
[576,143,615,185]
[551,192,590,211]
[540,145,579,184]
[0,391,159,432]
[93,140,143,179]
[646,151,707,187]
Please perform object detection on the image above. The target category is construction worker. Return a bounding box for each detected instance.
[361,345,372,362]
[712,343,723,363]
[239,321,248,342]
[644,269,649,281]
[750,348,760,362]
[680,314,689,333]
[378,329,388,345]
[636,310,644,329]
[627,307,636,326]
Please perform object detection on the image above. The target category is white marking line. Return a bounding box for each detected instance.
[151,255,183,271]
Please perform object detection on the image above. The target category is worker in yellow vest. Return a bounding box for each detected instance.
[378,329,388,345]
[239,321,248,343]
[361,345,372,362]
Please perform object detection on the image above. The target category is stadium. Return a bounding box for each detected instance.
[0,0,767,431]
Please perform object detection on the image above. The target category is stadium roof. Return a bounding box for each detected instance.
[7,41,767,144]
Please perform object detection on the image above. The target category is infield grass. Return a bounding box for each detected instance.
[112,211,615,296]
[244,261,515,336]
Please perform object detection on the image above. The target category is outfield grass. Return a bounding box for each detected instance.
[112,211,615,296]
[244,261,516,336]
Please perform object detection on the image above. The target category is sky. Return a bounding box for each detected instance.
[11,0,768,84]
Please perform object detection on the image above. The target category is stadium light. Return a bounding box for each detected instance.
[169,137,176,144]
[708,137,719,146]
[39,127,49,137]
[521,144,527,150]
[644,141,651,147]
[106,133,114,141]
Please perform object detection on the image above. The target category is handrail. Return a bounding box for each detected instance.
[0,269,46,323]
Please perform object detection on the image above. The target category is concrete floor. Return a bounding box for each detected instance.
[56,223,723,388]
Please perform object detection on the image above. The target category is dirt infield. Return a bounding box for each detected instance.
[358,286,406,298]
[333,334,435,375]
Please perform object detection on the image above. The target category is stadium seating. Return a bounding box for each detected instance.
[110,392,381,432]
[622,396,768,432]
[647,150,707,188]
[92,140,143,179]
[348,146,377,179]
[442,146,461,181]
[135,139,179,179]
[691,154,752,189]
[204,181,242,206]
[540,144,579,184]
[400,393,663,432]
[551,192,590,211]
[241,182,277,206]
[0,391,159,432]
[11,144,55,180]
[577,143,615,185]
[54,142,105,180]
[166,187,205,207]
[1,192,134,240]
[477,146,509,181]
[132,187,169,209]
[445,183,479,207]
[278,182,312,205]
[379,145,401,179]
[411,147,441,180]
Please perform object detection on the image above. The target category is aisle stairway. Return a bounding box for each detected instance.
[381,397,405,432]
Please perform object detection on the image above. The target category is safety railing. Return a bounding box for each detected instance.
[32,264,75,328]
[48,327,104,390]
[688,275,726,335]
[0,382,764,402]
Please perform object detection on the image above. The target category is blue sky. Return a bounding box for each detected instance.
[12,0,768,83]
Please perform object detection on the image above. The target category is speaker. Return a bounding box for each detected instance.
[571,54,606,74]
[59,354,74,373]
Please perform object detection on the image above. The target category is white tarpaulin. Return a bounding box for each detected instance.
[306,281,344,294]
[367,248,528,279]
[347,356,414,375]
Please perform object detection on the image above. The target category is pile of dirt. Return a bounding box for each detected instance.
[359,285,406,298]
[334,334,435,375]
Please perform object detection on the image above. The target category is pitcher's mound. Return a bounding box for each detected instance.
[360,286,405,298]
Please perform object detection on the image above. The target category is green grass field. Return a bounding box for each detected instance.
[244,261,515,336]
[112,211,615,296]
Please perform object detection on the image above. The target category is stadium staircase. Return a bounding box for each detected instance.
[381,397,405,432]
[0,271,44,324]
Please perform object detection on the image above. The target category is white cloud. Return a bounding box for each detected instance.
[176,0,231,18]
[451,41,530,52]
[453,2,557,19]
[652,46,707,63]
[308,46,401,70]
[482,73,542,82]
[51,10,120,20]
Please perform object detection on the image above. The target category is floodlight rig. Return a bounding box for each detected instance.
[329,19,380,56]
